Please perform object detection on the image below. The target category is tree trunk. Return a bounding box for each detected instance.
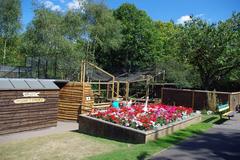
[200,73,211,90]
[54,55,57,78]
[3,40,7,65]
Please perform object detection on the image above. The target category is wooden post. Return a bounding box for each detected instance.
[161,87,164,103]
[116,81,120,98]
[228,94,231,111]
[107,83,109,99]
[83,62,86,83]
[98,80,101,95]
[112,77,115,99]
[146,76,150,98]
[87,61,115,78]
[192,91,195,110]
[125,81,129,99]
[80,60,84,83]
[82,82,85,113]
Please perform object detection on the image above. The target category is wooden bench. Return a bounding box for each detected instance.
[216,103,234,119]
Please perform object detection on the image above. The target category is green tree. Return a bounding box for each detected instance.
[23,6,84,79]
[0,0,21,65]
[64,10,84,42]
[154,21,181,58]
[114,3,158,73]
[84,2,122,68]
[179,13,240,89]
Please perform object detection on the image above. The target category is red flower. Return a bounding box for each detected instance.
[90,103,193,131]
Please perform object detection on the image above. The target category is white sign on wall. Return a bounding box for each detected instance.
[14,98,46,104]
[23,92,40,97]
[86,96,91,101]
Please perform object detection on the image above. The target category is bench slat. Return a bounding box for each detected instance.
[223,111,234,117]
[218,107,229,112]
[217,104,229,112]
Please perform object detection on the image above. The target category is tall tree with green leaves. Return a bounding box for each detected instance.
[179,13,240,89]
[153,21,201,88]
[114,3,158,73]
[0,0,21,65]
[23,6,85,79]
[83,2,122,69]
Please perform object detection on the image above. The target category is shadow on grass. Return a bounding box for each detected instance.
[137,151,150,160]
[213,118,228,125]
[202,116,218,123]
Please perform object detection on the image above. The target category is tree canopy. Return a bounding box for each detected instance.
[0,0,21,65]
[0,1,239,90]
[113,3,158,73]
[178,13,240,89]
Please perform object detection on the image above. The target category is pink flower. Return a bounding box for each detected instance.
[90,103,193,131]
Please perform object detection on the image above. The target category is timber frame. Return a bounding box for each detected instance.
[80,61,166,100]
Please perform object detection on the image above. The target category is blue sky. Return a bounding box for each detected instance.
[22,0,240,28]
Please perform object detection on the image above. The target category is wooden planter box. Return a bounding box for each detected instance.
[78,114,201,144]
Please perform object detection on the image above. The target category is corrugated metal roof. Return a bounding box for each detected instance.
[0,78,59,90]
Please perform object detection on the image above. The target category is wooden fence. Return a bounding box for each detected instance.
[162,88,240,111]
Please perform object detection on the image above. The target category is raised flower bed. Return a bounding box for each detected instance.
[78,104,201,143]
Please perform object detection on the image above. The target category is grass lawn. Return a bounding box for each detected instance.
[0,132,129,160]
[0,115,219,160]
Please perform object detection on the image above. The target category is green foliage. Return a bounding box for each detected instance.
[157,56,201,88]
[22,6,84,79]
[63,11,84,42]
[178,13,240,89]
[1,0,239,90]
[23,8,67,57]
[113,3,158,73]
[154,21,181,58]
[0,0,21,38]
[0,0,22,65]
[153,21,199,88]
[84,2,122,66]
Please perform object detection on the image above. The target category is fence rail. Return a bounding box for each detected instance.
[162,88,240,111]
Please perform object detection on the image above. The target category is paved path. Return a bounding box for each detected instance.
[0,121,78,144]
[150,113,240,160]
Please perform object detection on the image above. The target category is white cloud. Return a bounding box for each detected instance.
[43,0,62,11]
[176,15,192,24]
[59,0,65,3]
[67,0,85,10]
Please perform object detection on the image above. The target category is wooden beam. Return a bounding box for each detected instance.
[118,81,128,84]
[80,60,84,83]
[89,82,114,85]
[161,87,164,102]
[129,79,148,83]
[98,80,101,95]
[125,82,129,99]
[116,81,120,98]
[112,77,115,99]
[86,61,115,79]
[192,91,195,109]
[106,83,109,99]
[83,61,86,83]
